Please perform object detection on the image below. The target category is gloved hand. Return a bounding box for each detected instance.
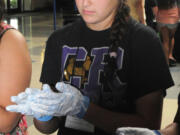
[116,127,161,135]
[6,85,52,118]
[6,82,90,119]
[54,82,90,118]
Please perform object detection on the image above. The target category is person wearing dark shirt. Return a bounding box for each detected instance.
[145,0,157,30]
[154,0,179,66]
[6,0,174,135]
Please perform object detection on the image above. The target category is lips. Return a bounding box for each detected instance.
[83,9,95,15]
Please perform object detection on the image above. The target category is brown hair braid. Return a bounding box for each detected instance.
[110,0,130,54]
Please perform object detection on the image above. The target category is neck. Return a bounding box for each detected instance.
[86,20,113,31]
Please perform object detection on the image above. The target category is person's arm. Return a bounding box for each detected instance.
[33,89,163,134]
[33,117,63,134]
[33,84,63,134]
[152,6,158,18]
[160,123,179,135]
[84,89,164,134]
[0,29,31,133]
[135,0,146,24]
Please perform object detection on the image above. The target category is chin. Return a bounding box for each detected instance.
[82,16,98,24]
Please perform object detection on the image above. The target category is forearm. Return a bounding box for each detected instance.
[136,0,146,24]
[33,116,64,134]
[160,123,179,135]
[0,106,20,133]
[84,103,159,134]
[152,6,158,18]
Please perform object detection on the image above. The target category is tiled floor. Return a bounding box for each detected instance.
[4,11,180,135]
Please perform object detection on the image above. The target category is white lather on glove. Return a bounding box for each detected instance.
[116,127,161,135]
[6,82,90,119]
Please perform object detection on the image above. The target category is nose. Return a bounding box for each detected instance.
[83,0,91,7]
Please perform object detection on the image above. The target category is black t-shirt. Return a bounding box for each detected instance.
[40,18,174,135]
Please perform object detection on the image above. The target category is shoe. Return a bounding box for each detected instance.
[169,58,177,67]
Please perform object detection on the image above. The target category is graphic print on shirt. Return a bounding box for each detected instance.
[61,45,127,107]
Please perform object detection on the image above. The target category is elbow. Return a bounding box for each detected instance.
[135,0,142,8]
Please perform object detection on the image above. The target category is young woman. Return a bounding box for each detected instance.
[0,0,32,134]
[154,0,180,66]
[6,0,173,135]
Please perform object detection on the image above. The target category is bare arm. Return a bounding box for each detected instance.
[84,90,164,134]
[152,6,158,18]
[160,123,179,135]
[135,0,146,24]
[0,29,32,133]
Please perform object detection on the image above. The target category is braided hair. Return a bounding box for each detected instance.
[110,0,130,55]
[103,0,130,82]
[101,0,130,108]
[157,0,177,9]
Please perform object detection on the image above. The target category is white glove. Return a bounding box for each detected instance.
[6,85,50,118]
[6,82,90,118]
[116,127,161,135]
[54,82,90,118]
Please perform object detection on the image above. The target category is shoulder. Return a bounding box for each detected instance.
[0,29,27,49]
[129,20,160,48]
[128,20,163,57]
[0,29,29,61]
[48,19,83,42]
[131,21,158,40]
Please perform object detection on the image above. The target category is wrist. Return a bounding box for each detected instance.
[36,115,53,122]
[76,96,90,118]
[153,130,162,135]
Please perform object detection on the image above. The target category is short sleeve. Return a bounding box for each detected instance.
[129,25,174,100]
[40,33,62,85]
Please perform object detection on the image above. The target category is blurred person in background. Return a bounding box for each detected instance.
[145,0,157,30]
[127,0,146,24]
[154,0,180,67]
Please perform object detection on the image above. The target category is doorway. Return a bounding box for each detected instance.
[5,0,21,13]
